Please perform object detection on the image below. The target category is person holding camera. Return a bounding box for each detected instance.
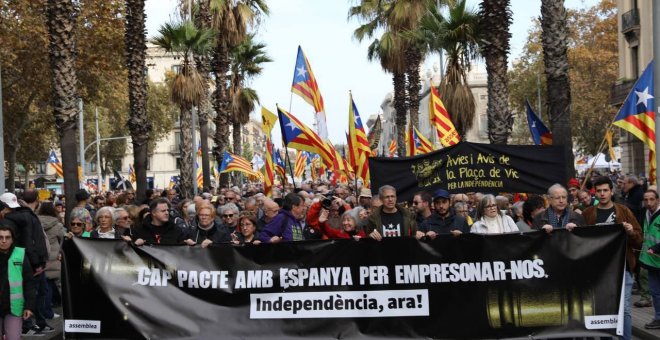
[307,192,352,239]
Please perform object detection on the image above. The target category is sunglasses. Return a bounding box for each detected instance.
[221,214,235,218]
[70,222,84,227]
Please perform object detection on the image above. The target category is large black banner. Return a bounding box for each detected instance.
[369,142,567,201]
[63,226,624,339]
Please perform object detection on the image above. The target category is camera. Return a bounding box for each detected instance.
[322,191,335,210]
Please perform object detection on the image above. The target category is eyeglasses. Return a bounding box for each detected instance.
[70,222,84,227]
[240,223,253,227]
[552,196,568,200]
[221,214,235,218]
[0,236,12,241]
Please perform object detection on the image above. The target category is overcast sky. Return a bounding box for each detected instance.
[144,0,600,145]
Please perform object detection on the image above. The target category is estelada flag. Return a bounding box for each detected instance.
[291,46,324,113]
[525,100,553,145]
[277,106,334,169]
[613,61,655,184]
[47,150,63,177]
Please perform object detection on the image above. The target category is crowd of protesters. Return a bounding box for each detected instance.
[0,169,654,339]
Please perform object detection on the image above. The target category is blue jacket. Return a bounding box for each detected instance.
[258,209,303,242]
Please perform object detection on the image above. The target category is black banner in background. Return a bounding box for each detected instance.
[62,225,624,339]
[369,142,567,201]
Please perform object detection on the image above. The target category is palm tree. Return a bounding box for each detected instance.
[152,21,215,198]
[228,35,271,156]
[541,0,574,177]
[209,0,268,184]
[194,0,213,191]
[416,0,480,139]
[125,0,151,203]
[480,0,513,144]
[351,1,408,156]
[386,0,435,129]
[46,0,80,218]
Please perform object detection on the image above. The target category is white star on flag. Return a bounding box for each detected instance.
[635,87,654,109]
[286,121,298,132]
[296,66,307,78]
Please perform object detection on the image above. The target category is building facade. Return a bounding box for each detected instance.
[612,0,653,177]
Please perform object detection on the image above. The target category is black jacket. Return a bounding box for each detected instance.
[187,219,232,244]
[419,212,469,235]
[4,207,48,268]
[131,216,185,245]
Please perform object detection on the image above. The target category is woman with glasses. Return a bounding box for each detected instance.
[65,208,92,239]
[113,207,133,241]
[231,215,261,245]
[470,194,519,234]
[90,207,117,239]
[185,202,230,247]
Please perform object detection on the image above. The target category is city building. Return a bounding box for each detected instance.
[373,63,489,156]
[612,0,653,177]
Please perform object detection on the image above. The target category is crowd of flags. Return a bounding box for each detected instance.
[42,48,657,191]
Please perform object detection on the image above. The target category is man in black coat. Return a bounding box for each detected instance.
[132,198,185,245]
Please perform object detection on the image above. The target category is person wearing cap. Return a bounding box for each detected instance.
[0,194,48,280]
[532,184,585,233]
[567,178,581,209]
[0,194,50,335]
[419,189,469,238]
[365,185,422,241]
[358,188,372,209]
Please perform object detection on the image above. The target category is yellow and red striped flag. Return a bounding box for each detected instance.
[430,86,460,146]
[264,139,274,197]
[294,151,306,178]
[388,140,397,157]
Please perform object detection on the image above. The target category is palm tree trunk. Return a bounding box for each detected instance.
[541,0,574,177]
[196,0,212,192]
[393,72,407,157]
[406,47,422,129]
[481,0,513,144]
[212,41,231,187]
[125,0,151,202]
[232,122,242,156]
[46,0,80,220]
[179,106,194,198]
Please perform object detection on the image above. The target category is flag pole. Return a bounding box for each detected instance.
[580,126,613,189]
[279,103,297,191]
[653,1,660,185]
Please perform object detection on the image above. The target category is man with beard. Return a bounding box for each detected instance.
[132,198,185,245]
[419,189,469,239]
[412,191,433,226]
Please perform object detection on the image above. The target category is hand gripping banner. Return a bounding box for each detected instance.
[62,225,625,339]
